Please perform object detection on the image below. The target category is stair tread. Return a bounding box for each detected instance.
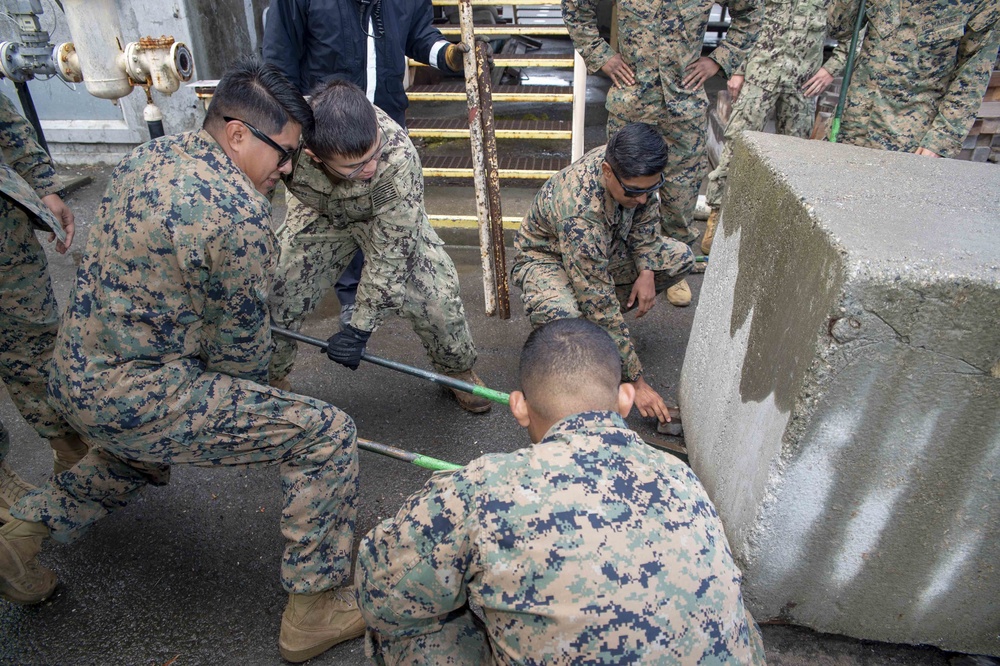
[408,83,569,94]
[423,154,568,171]
[408,118,569,131]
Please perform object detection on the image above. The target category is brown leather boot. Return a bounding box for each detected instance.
[50,435,89,475]
[0,519,56,604]
[445,369,492,414]
[0,463,35,524]
[701,209,720,255]
[279,587,366,662]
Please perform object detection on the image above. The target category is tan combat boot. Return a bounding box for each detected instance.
[0,519,56,604]
[50,434,89,475]
[444,369,493,414]
[0,462,35,524]
[279,586,366,662]
[666,279,692,307]
[701,209,720,255]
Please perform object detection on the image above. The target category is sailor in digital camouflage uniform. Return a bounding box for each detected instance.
[0,93,87,522]
[829,0,999,158]
[357,318,766,665]
[563,0,761,306]
[0,60,364,664]
[702,0,850,255]
[511,123,692,427]
[268,79,491,413]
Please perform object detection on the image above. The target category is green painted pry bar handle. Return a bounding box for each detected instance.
[271,326,511,406]
[830,0,868,143]
[358,437,462,471]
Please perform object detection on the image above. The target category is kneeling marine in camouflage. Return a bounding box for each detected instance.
[357,318,766,665]
[269,79,491,413]
[0,59,364,664]
[511,122,693,428]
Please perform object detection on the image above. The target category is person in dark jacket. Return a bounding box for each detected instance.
[263,0,468,323]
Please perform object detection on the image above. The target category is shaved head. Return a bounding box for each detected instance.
[519,318,622,421]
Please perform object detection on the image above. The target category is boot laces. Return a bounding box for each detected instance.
[0,464,34,505]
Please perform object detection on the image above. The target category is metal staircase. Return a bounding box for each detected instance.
[405,0,587,227]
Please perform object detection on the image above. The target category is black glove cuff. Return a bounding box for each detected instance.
[342,324,372,344]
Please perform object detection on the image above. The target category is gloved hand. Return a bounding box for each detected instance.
[443,42,470,72]
[325,325,372,370]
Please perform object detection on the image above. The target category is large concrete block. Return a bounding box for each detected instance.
[680,132,1000,655]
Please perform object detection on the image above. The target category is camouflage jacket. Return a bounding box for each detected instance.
[512,147,663,382]
[829,0,1000,156]
[0,93,62,237]
[358,410,766,665]
[283,107,439,333]
[737,0,850,91]
[563,0,762,107]
[48,130,276,442]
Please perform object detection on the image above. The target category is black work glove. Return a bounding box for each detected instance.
[325,325,372,370]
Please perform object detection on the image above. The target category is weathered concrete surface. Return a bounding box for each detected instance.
[680,131,1000,655]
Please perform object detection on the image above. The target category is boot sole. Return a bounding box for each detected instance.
[0,576,57,605]
[278,618,365,663]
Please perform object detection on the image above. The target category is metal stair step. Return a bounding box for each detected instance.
[432,0,560,5]
[422,153,568,179]
[409,52,575,68]
[407,83,572,102]
[408,117,571,139]
[436,25,568,36]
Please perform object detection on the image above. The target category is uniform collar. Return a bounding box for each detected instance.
[539,410,630,444]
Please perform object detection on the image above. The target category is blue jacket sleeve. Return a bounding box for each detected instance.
[262,0,309,93]
[404,0,445,65]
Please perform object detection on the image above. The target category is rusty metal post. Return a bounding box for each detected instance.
[458,0,497,316]
[475,40,510,319]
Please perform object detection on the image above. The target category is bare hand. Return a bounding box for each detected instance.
[802,67,834,97]
[682,57,720,91]
[629,376,670,423]
[40,193,75,254]
[727,74,745,102]
[914,147,940,158]
[627,270,657,318]
[600,53,635,87]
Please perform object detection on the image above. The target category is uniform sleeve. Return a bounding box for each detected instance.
[561,0,616,73]
[0,94,59,197]
[921,8,1000,157]
[262,0,309,93]
[352,160,425,333]
[405,0,446,66]
[824,0,866,76]
[627,204,664,274]
[200,225,273,383]
[557,216,643,381]
[356,470,477,638]
[709,0,763,78]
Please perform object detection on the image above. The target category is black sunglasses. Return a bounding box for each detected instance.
[224,116,295,168]
[607,161,665,198]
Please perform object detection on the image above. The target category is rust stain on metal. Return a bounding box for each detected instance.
[138,36,176,48]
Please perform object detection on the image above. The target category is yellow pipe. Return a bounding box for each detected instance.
[429,215,522,230]
[423,167,557,179]
[407,91,573,102]
[409,128,571,139]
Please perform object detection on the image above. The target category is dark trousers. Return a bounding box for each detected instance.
[335,250,364,306]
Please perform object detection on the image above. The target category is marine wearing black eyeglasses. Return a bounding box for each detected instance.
[511,122,694,427]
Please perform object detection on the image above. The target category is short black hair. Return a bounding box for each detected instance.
[204,56,313,138]
[519,318,621,409]
[306,79,379,160]
[605,122,668,179]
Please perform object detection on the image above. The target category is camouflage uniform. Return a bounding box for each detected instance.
[829,0,1000,157]
[269,108,477,380]
[706,0,850,208]
[0,94,76,465]
[511,147,693,383]
[563,0,762,243]
[357,411,766,665]
[11,130,359,594]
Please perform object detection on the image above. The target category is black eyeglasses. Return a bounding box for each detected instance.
[224,116,296,168]
[317,136,387,180]
[607,161,665,198]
